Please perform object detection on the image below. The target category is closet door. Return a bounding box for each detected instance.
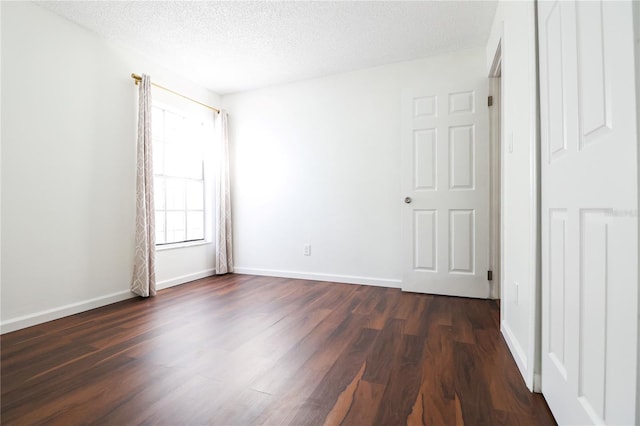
[538,0,639,424]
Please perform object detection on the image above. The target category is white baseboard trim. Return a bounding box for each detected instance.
[501,320,532,390]
[1,269,217,335]
[1,290,135,334]
[156,269,215,290]
[234,267,401,288]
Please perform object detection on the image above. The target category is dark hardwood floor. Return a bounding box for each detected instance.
[1,274,555,425]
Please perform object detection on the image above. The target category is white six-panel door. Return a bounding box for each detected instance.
[538,0,638,424]
[401,81,491,299]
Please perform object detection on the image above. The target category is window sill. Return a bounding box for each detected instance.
[156,240,212,252]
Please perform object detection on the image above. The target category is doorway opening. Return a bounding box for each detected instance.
[489,43,502,300]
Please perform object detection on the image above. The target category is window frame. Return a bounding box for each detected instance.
[151,101,214,248]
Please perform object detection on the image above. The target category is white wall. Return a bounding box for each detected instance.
[1,2,220,332]
[486,0,539,390]
[223,47,487,287]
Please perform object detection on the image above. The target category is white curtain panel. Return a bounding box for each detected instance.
[216,111,234,274]
[131,74,157,297]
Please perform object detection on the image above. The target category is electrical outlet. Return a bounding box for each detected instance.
[304,244,311,256]
[515,281,520,305]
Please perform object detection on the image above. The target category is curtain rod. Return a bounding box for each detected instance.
[131,73,220,114]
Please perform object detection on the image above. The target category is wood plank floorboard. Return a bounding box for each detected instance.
[1,274,556,425]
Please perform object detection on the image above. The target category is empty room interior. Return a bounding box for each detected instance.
[2,1,639,425]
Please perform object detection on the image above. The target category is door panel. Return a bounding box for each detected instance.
[401,80,490,298]
[548,209,568,376]
[449,125,475,190]
[449,209,474,274]
[414,210,436,271]
[414,129,437,190]
[538,0,638,424]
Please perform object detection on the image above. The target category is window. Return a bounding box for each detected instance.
[153,105,211,246]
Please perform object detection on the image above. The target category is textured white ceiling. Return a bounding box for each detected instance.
[37,1,498,95]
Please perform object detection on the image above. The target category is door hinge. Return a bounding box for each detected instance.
[487,270,493,281]
[488,96,493,107]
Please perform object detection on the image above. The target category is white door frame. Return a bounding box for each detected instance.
[633,1,640,424]
[488,43,502,301]
[487,21,540,392]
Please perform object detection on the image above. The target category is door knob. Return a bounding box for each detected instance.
[404,197,412,204]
